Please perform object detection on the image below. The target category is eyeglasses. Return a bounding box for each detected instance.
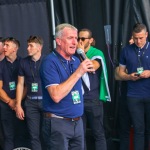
[77,37,90,41]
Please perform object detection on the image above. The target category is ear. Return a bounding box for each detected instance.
[37,45,41,52]
[56,38,61,45]
[13,44,18,52]
[146,32,148,38]
[89,38,94,44]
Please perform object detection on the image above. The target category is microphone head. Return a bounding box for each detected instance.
[76,48,84,54]
[76,48,86,60]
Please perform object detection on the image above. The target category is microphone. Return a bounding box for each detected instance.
[76,48,95,74]
[76,48,86,61]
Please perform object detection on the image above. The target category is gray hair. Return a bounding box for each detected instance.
[55,23,77,39]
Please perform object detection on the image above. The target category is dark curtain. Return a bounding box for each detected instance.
[0,0,51,57]
[48,0,150,142]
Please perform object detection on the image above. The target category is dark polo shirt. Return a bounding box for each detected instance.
[120,42,150,98]
[0,57,21,99]
[18,56,43,97]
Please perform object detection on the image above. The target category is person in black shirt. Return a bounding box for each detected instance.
[0,37,21,150]
[0,37,5,61]
[77,29,108,150]
[16,36,44,150]
[0,37,5,150]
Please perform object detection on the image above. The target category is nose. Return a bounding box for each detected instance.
[27,46,30,51]
[137,39,141,43]
[3,45,6,49]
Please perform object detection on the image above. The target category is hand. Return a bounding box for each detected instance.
[129,73,141,81]
[77,59,95,76]
[139,70,150,78]
[8,99,16,110]
[77,41,85,50]
[15,105,25,120]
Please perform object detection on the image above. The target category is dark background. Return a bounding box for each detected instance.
[0,0,150,149]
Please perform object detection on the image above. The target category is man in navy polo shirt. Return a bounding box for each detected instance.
[118,23,150,150]
[0,37,21,150]
[15,36,44,150]
[40,23,95,150]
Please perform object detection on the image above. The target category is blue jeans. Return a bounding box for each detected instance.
[42,117,84,150]
[127,97,150,150]
[82,99,107,150]
[24,98,43,150]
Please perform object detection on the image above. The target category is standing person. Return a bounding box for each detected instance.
[0,37,5,61]
[15,36,44,150]
[77,28,110,150]
[115,36,134,150]
[40,23,95,150]
[118,23,150,150]
[0,37,21,150]
[0,37,5,150]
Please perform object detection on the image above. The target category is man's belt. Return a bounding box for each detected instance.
[27,96,43,100]
[43,112,81,121]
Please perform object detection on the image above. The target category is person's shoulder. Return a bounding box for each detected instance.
[121,44,135,54]
[91,46,104,54]
[123,43,135,49]
[0,58,5,68]
[43,51,55,61]
[0,57,6,63]
[41,51,57,66]
[0,57,7,66]
[72,55,80,63]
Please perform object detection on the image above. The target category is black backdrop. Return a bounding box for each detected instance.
[0,0,150,148]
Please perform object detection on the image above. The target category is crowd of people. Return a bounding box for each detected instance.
[0,22,149,150]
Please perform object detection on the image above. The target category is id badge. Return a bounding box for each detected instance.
[31,83,38,92]
[71,90,81,104]
[137,67,144,74]
[9,81,16,90]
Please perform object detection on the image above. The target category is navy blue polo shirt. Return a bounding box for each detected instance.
[18,56,43,97]
[0,57,21,99]
[119,42,150,98]
[40,50,83,118]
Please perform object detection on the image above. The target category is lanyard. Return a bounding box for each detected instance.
[135,42,149,67]
[29,57,42,82]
